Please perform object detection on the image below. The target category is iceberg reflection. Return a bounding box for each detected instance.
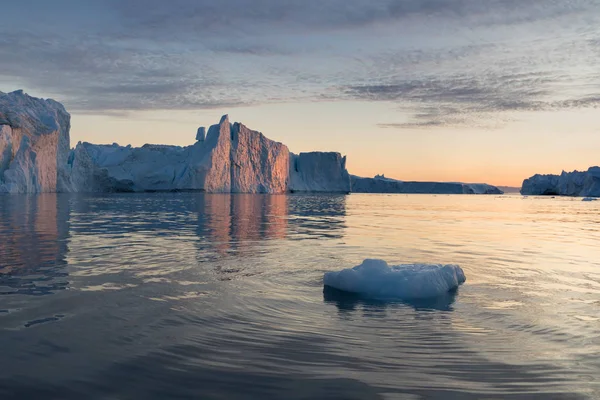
[323,285,459,313]
[0,194,70,295]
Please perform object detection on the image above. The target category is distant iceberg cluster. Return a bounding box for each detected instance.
[0,91,350,194]
[521,167,600,198]
[323,259,466,300]
[0,90,503,195]
[351,175,503,194]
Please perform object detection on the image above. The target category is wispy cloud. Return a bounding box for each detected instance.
[112,0,595,34]
[344,71,552,127]
[0,0,599,126]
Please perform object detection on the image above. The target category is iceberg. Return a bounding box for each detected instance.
[289,152,351,193]
[70,115,350,193]
[351,174,503,194]
[521,167,600,197]
[0,90,71,193]
[69,115,293,193]
[0,90,501,196]
[1,91,351,194]
[323,259,466,300]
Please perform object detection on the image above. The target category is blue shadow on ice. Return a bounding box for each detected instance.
[323,285,459,312]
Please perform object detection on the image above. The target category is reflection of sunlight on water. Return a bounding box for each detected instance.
[450,318,494,335]
[150,292,209,302]
[80,283,138,292]
[483,300,524,310]
[574,315,599,322]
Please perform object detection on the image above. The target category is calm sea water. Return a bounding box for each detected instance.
[0,193,599,399]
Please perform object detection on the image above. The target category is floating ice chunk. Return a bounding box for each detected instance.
[323,259,466,300]
[582,197,597,202]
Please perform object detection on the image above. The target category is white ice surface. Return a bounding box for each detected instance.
[323,259,466,300]
[0,90,71,193]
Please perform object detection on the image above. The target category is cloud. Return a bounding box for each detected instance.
[346,71,600,128]
[0,0,599,126]
[112,0,595,34]
[378,120,445,129]
[341,29,600,128]
[343,71,552,127]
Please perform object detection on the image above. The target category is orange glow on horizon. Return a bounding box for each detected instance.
[69,102,600,189]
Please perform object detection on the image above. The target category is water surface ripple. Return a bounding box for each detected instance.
[0,193,599,399]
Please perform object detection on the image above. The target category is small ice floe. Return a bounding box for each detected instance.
[323,259,466,300]
[582,197,597,202]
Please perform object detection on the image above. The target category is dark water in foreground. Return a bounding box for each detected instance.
[0,193,599,399]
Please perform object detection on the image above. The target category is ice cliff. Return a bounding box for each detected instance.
[1,91,351,193]
[289,152,351,193]
[0,90,71,193]
[521,167,600,197]
[351,174,503,194]
[70,115,297,193]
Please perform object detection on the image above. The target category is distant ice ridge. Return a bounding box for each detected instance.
[1,91,351,194]
[323,259,466,300]
[521,167,600,197]
[351,174,503,194]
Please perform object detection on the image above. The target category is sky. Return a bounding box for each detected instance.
[1,0,599,186]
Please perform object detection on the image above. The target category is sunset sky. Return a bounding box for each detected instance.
[2,0,599,186]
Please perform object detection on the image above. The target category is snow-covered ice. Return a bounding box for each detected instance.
[323,259,466,300]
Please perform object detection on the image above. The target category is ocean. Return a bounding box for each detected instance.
[1,193,598,399]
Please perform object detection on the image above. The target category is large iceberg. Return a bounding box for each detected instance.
[69,115,292,193]
[351,174,503,194]
[289,152,351,193]
[0,90,71,193]
[1,91,351,194]
[70,115,350,193]
[323,259,466,300]
[521,167,600,197]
